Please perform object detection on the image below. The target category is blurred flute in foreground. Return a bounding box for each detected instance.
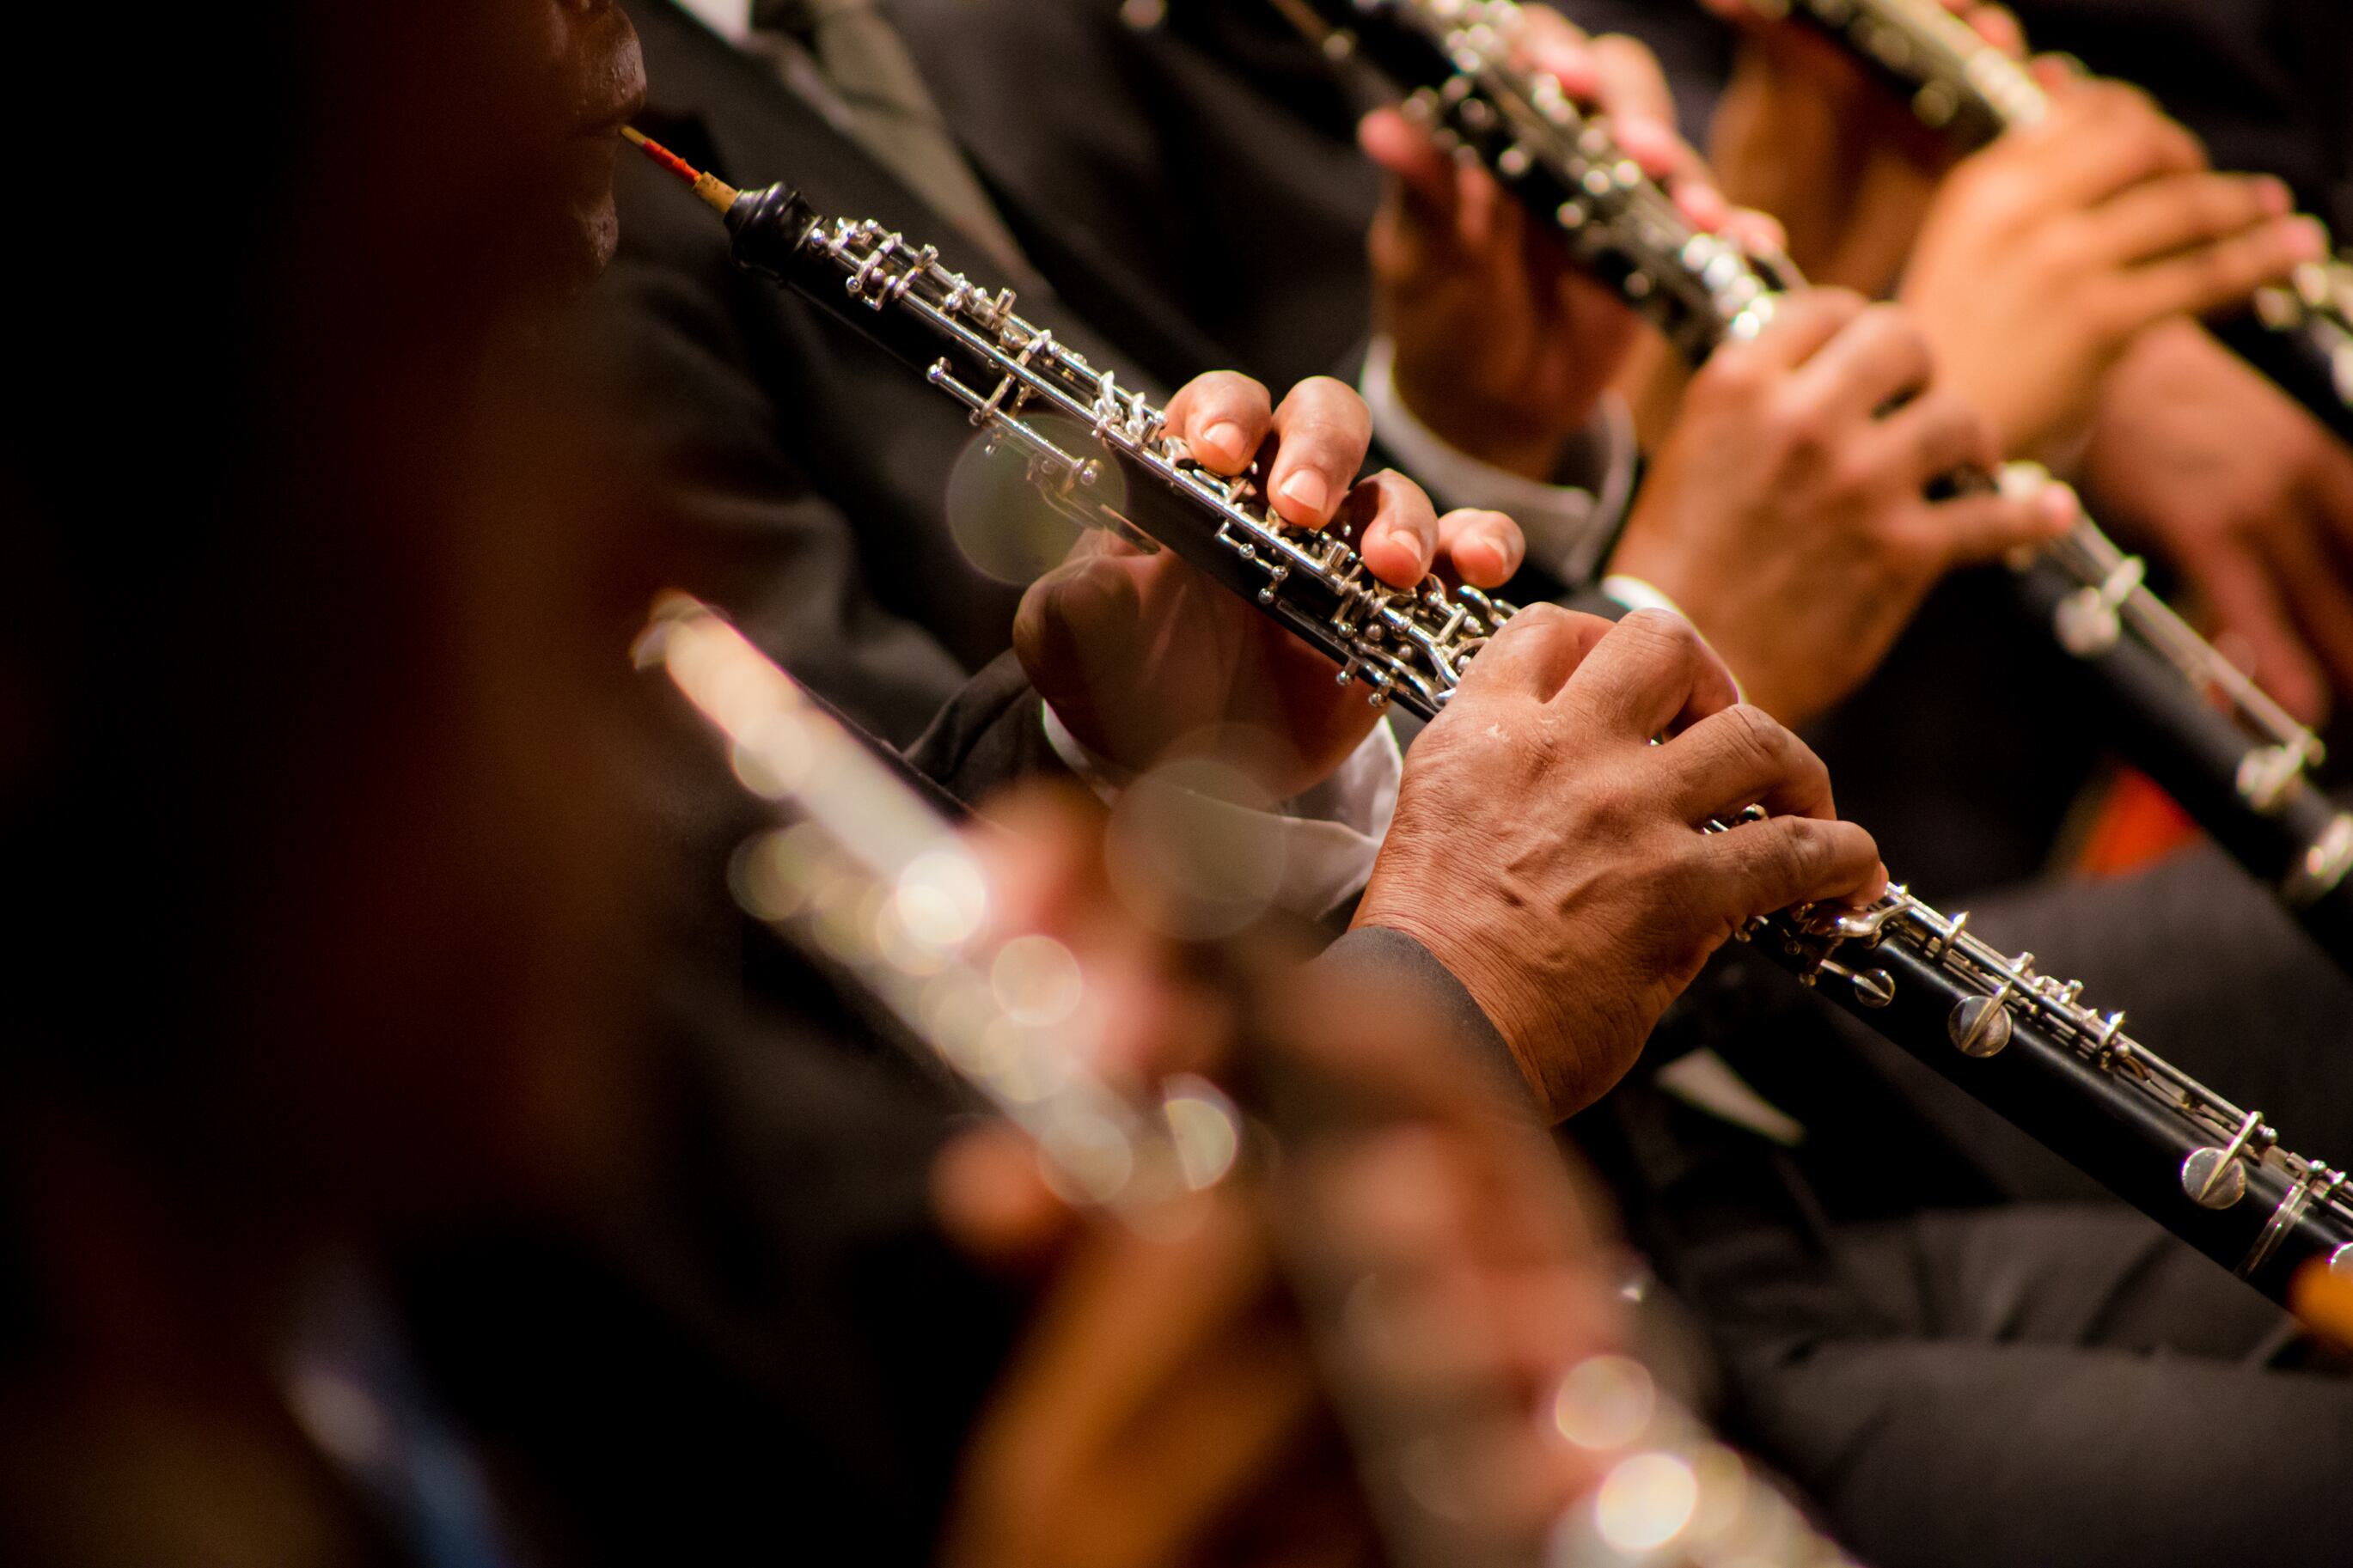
[639,591,1857,1568]
[1274,0,2353,980]
[1735,0,2353,446]
[621,131,2353,1305]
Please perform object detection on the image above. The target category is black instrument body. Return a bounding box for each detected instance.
[706,166,2353,1305]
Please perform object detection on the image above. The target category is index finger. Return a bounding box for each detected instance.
[1588,34,1727,229]
[1451,601,1614,704]
[1360,106,1458,218]
[1265,375,1373,528]
[1558,608,1741,737]
[2022,81,2206,210]
[1164,370,1273,475]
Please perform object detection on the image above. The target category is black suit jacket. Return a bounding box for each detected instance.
[883,0,1384,394]
[601,0,1264,746]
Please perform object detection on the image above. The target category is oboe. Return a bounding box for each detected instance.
[620,131,2353,1303]
[1733,0,2353,448]
[640,590,1861,1568]
[1274,0,2353,980]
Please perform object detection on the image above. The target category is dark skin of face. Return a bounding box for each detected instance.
[534,0,648,279]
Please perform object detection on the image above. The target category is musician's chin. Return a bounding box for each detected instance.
[573,190,621,278]
[556,135,624,282]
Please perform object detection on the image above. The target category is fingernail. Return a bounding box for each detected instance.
[2258,177,2293,217]
[2040,485,2080,528]
[1276,469,1330,518]
[1201,420,1246,463]
[2287,217,2326,260]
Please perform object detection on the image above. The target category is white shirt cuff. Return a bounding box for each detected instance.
[1600,574,1747,706]
[1040,703,1403,920]
[1360,335,1637,586]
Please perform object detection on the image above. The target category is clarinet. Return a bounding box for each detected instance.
[620,134,2353,1304]
[1278,0,2353,981]
[1736,0,2353,449]
[640,591,1861,1568]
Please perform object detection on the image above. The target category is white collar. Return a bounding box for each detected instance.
[675,0,755,44]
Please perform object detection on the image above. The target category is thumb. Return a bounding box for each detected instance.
[1014,549,1144,712]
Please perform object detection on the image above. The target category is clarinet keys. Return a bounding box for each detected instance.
[2181,1148,2250,1211]
[1947,993,2014,1059]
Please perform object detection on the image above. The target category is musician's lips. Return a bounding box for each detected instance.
[577,30,646,143]
[580,93,643,142]
[564,40,645,211]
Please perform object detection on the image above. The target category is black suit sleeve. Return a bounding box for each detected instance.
[901,650,1073,806]
[1311,925,1535,1111]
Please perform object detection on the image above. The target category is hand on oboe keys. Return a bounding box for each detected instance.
[2085,322,2353,726]
[1354,607,1887,1123]
[1608,289,2076,727]
[1358,9,1775,479]
[1699,0,2024,293]
[1689,1,2353,724]
[1016,371,1523,797]
[938,1112,1628,1568]
[931,798,1629,1568]
[1900,73,2324,460]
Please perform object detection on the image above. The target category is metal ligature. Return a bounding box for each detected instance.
[1740,0,2353,448]
[640,591,1861,1568]
[622,130,2353,1303]
[1274,0,2353,979]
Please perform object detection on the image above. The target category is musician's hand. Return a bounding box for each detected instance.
[938,959,1638,1568]
[938,1165,1348,1568]
[1900,74,2325,458]
[1701,0,2020,295]
[2084,320,2353,725]
[1354,607,1887,1121]
[1607,290,2076,727]
[1015,372,1524,799]
[1360,12,1771,480]
[1268,975,1632,1553]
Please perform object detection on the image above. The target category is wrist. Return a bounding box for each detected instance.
[1348,902,1577,1121]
